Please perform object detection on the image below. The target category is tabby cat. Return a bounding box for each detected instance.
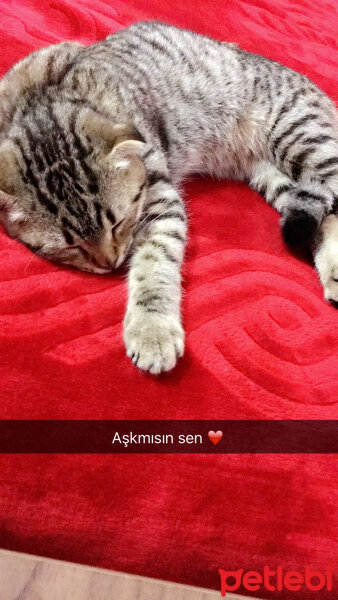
[0,22,337,373]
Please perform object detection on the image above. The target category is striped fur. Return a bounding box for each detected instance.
[0,21,337,372]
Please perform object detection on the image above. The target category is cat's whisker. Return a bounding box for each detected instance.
[23,251,38,274]
[135,206,181,236]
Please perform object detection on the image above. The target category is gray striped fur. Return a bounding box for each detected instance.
[0,21,337,372]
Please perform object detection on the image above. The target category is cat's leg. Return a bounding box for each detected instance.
[249,159,338,303]
[249,160,334,246]
[313,213,338,304]
[124,174,187,373]
[262,105,338,300]
[260,93,338,242]
[276,132,338,304]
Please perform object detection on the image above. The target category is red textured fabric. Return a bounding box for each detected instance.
[0,1,337,598]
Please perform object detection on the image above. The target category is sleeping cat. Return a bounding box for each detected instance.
[0,21,337,373]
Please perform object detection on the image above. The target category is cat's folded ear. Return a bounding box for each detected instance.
[82,111,147,199]
[82,111,146,167]
[0,41,84,134]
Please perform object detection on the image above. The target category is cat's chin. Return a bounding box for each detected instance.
[80,266,113,275]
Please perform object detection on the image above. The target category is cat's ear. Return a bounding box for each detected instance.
[0,42,84,133]
[110,138,146,172]
[82,112,146,163]
[83,112,146,201]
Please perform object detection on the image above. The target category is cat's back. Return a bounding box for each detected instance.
[100,21,235,71]
[81,22,246,137]
[82,21,241,103]
[77,22,259,177]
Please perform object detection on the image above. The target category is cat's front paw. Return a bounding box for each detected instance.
[124,311,184,374]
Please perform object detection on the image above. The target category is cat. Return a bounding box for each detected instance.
[0,21,337,373]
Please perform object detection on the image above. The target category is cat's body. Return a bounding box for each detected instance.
[0,22,337,372]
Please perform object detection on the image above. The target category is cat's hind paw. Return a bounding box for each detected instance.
[124,312,184,374]
[314,215,338,305]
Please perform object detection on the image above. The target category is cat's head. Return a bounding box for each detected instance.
[0,102,147,273]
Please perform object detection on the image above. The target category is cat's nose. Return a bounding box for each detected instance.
[106,256,118,269]
[94,254,117,271]
[101,257,118,271]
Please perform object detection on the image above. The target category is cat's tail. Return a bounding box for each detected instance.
[280,180,336,248]
[250,159,338,248]
[263,95,338,247]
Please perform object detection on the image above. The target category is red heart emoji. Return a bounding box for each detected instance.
[208,430,223,445]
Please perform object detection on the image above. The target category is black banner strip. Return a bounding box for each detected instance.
[0,421,336,453]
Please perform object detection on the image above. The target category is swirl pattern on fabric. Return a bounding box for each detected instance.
[0,1,337,598]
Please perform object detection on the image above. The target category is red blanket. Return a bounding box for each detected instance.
[0,1,337,598]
